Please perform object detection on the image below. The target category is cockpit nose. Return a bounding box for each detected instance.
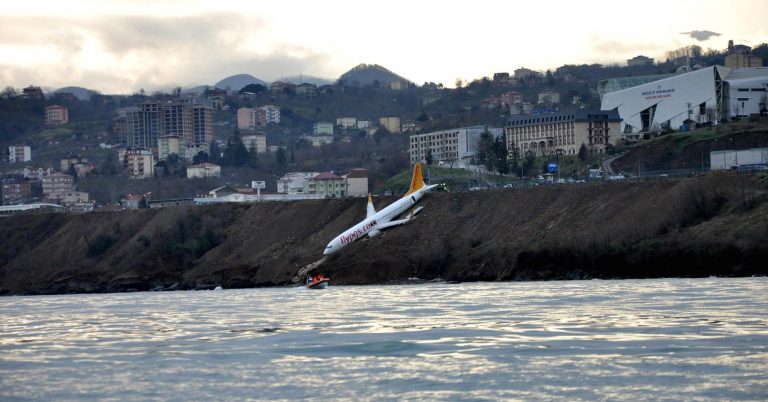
[323,240,338,255]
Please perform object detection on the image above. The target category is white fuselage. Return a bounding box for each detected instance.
[323,185,436,255]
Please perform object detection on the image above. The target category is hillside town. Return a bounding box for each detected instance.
[1,41,767,215]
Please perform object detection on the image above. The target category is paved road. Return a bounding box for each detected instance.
[602,153,626,175]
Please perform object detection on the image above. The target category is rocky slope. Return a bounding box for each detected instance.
[1,173,767,295]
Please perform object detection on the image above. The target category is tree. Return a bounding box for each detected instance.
[222,132,249,167]
[425,149,434,165]
[523,151,537,177]
[239,84,266,94]
[66,164,79,183]
[193,151,210,165]
[578,143,589,162]
[492,135,509,174]
[1,86,17,99]
[209,142,221,163]
[275,147,287,168]
[475,127,495,171]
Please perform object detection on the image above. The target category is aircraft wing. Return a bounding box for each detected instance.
[376,206,424,230]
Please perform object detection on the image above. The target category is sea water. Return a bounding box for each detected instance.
[1,278,767,401]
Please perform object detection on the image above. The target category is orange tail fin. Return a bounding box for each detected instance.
[405,163,425,195]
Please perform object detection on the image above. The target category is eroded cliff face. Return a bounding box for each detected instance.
[1,174,767,295]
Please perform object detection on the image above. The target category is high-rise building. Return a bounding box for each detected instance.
[192,103,213,145]
[121,100,212,151]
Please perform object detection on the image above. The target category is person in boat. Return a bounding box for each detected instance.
[306,275,313,284]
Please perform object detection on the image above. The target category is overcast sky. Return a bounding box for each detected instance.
[1,0,766,94]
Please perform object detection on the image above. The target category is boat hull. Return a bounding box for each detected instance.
[306,279,330,289]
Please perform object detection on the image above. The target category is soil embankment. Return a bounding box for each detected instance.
[1,173,767,295]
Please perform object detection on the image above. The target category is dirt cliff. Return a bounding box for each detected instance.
[1,173,767,295]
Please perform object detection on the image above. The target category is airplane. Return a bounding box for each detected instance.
[323,162,438,255]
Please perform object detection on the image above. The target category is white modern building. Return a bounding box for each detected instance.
[187,163,221,178]
[601,66,768,136]
[336,117,357,129]
[276,172,320,194]
[710,148,768,170]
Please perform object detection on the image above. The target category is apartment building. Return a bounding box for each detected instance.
[307,172,346,198]
[119,100,212,150]
[409,126,503,165]
[41,172,75,200]
[44,105,69,125]
[124,149,155,179]
[237,105,280,129]
[1,178,33,205]
[8,145,31,163]
[241,132,267,154]
[379,116,401,133]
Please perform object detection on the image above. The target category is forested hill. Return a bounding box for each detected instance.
[338,64,411,87]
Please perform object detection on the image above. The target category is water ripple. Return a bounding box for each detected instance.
[1,277,767,400]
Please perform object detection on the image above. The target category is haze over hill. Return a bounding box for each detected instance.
[53,87,96,101]
[214,74,268,91]
[339,64,411,87]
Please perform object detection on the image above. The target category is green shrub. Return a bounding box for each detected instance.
[87,234,115,258]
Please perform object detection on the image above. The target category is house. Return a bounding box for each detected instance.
[313,122,334,135]
[336,117,357,129]
[276,172,319,194]
[60,155,94,177]
[121,194,145,209]
[537,90,560,105]
[22,85,44,100]
[302,134,334,147]
[343,168,368,197]
[307,172,346,198]
[379,116,401,133]
[187,163,221,178]
[295,83,318,97]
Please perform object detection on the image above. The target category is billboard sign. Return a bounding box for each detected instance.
[547,162,557,172]
[251,181,265,189]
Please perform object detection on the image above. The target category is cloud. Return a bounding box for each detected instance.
[587,34,668,59]
[680,30,721,42]
[0,13,337,93]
